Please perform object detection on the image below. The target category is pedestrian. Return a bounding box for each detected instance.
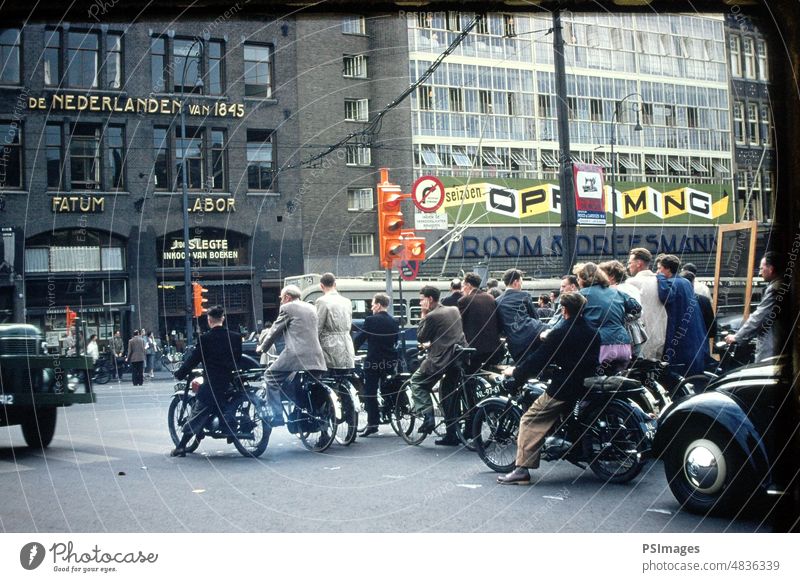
[144,330,157,379]
[440,278,463,306]
[111,330,125,380]
[626,248,668,361]
[86,334,99,363]
[126,329,146,386]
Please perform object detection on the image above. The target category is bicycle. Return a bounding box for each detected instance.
[160,345,183,373]
[321,370,361,446]
[391,345,499,449]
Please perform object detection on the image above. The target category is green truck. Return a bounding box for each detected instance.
[0,324,95,448]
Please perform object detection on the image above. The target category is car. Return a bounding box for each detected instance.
[653,356,798,517]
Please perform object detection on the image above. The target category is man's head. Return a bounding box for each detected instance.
[320,272,336,291]
[627,247,653,276]
[760,251,782,282]
[656,254,681,278]
[682,262,698,275]
[462,272,482,294]
[538,294,551,306]
[559,274,578,294]
[280,285,302,304]
[550,290,559,303]
[419,285,440,311]
[598,260,626,285]
[679,270,696,284]
[371,292,390,313]
[114,330,121,337]
[559,292,586,320]
[206,305,225,326]
[133,329,140,336]
[486,278,499,289]
[502,268,524,289]
[89,334,97,342]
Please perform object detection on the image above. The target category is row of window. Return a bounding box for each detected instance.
[0,27,274,98]
[729,34,768,81]
[732,101,773,147]
[735,169,773,223]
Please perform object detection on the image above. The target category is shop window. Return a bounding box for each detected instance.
[246,129,275,191]
[243,43,272,97]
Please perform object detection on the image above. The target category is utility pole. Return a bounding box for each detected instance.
[553,8,577,275]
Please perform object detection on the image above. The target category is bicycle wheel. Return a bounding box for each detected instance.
[587,401,646,484]
[472,400,521,473]
[299,384,338,452]
[452,377,487,451]
[391,387,427,445]
[93,368,110,385]
[167,394,201,453]
[334,381,359,446]
[231,395,271,458]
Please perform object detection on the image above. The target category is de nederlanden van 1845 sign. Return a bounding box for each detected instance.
[29,92,245,118]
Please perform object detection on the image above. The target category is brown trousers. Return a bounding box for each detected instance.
[515,392,570,469]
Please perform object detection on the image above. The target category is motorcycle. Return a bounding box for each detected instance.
[168,368,271,457]
[472,368,657,483]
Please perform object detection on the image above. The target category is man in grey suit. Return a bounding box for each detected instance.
[725,251,785,361]
[408,285,466,445]
[257,285,327,425]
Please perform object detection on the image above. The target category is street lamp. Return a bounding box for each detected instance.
[176,40,204,347]
[609,92,643,261]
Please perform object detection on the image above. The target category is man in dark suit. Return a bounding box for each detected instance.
[171,305,242,457]
[440,278,463,307]
[126,330,146,386]
[497,293,601,484]
[409,285,466,446]
[457,272,502,374]
[353,292,400,436]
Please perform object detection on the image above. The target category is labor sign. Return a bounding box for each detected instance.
[411,175,445,213]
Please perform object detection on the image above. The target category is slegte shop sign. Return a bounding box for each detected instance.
[162,238,239,261]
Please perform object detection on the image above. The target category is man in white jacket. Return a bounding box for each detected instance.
[626,248,668,360]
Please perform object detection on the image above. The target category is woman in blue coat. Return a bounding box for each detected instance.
[574,262,641,374]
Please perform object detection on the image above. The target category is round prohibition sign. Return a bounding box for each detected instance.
[411,175,445,213]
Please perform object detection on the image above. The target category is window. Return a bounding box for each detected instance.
[342,16,366,35]
[244,43,272,98]
[756,40,768,81]
[687,107,698,128]
[507,93,516,117]
[416,13,431,29]
[349,234,373,256]
[106,33,122,89]
[0,28,20,84]
[729,35,742,77]
[343,54,367,78]
[44,29,60,86]
[445,12,460,32]
[70,124,101,190]
[449,88,464,112]
[479,90,492,114]
[347,187,373,211]
[743,37,756,79]
[664,104,675,127]
[151,37,166,92]
[67,31,99,88]
[733,102,745,144]
[481,149,503,166]
[450,147,472,167]
[421,147,442,167]
[173,39,201,93]
[761,105,772,146]
[418,87,433,110]
[0,121,21,189]
[345,98,369,121]
[210,129,226,191]
[175,126,204,190]
[503,14,516,37]
[641,102,653,125]
[476,17,489,35]
[346,144,371,166]
[590,98,602,122]
[246,129,275,191]
[207,41,223,95]
[747,103,759,145]
[153,127,169,190]
[105,125,125,190]
[538,94,553,118]
[46,124,62,189]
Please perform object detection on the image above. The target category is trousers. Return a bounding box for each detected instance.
[515,392,570,469]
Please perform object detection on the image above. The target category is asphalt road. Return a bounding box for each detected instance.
[0,376,774,533]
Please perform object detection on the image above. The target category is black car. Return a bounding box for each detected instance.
[653,356,798,517]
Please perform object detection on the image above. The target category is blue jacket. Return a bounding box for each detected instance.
[495,288,542,361]
[579,285,641,346]
[657,274,710,376]
[353,311,399,364]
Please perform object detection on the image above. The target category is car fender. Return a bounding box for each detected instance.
[653,391,769,477]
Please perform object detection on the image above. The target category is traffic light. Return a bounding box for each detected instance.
[192,282,208,317]
[377,178,405,269]
[401,232,426,262]
[65,307,77,329]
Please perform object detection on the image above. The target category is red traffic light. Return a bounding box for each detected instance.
[192,282,209,317]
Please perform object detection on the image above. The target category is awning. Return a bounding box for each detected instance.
[645,157,665,171]
[540,152,560,167]
[711,161,729,174]
[690,160,709,173]
[569,153,584,164]
[667,159,688,172]
[481,150,503,166]
[618,155,639,170]
[451,148,473,167]
[421,148,442,166]
[593,154,611,168]
[510,151,534,167]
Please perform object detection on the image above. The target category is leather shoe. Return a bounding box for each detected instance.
[359,425,379,437]
[417,412,435,435]
[497,467,531,485]
[434,437,460,446]
[170,447,186,457]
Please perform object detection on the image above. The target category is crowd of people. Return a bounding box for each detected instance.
[169,249,785,469]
